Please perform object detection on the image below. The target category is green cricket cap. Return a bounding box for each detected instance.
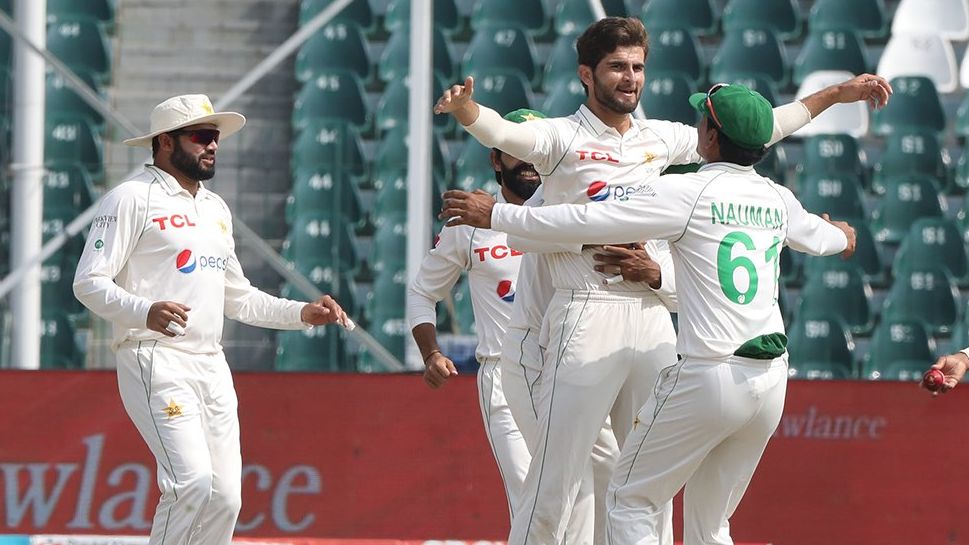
[688,84,773,150]
[504,108,547,123]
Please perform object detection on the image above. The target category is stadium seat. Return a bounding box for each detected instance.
[754,145,787,186]
[279,263,361,318]
[469,72,535,116]
[46,17,111,82]
[870,77,946,136]
[798,261,875,336]
[794,133,868,188]
[783,239,805,286]
[45,70,104,131]
[47,0,113,24]
[295,22,371,83]
[877,33,958,94]
[793,31,867,87]
[721,0,801,40]
[41,253,81,314]
[807,0,888,39]
[374,125,450,183]
[710,29,789,90]
[44,116,103,179]
[356,315,408,370]
[543,33,580,93]
[870,175,945,244]
[462,26,539,88]
[0,67,10,114]
[893,218,969,285]
[285,169,365,228]
[641,0,717,36]
[292,71,370,132]
[803,222,884,286]
[647,28,704,85]
[712,73,780,106]
[959,49,969,91]
[275,327,346,372]
[375,76,452,135]
[871,130,950,194]
[640,73,697,125]
[951,310,969,355]
[40,311,82,369]
[883,264,960,335]
[797,172,866,222]
[864,318,935,380]
[43,162,96,216]
[541,78,586,118]
[299,0,374,32]
[378,27,454,84]
[367,268,408,321]
[284,215,361,275]
[891,0,969,42]
[453,140,500,192]
[290,121,367,180]
[471,0,548,35]
[863,360,930,381]
[787,314,855,380]
[452,276,477,335]
[371,168,445,220]
[369,218,408,275]
[0,22,9,68]
[955,146,969,193]
[384,0,461,35]
[554,0,629,36]
[954,93,969,138]
[793,71,869,137]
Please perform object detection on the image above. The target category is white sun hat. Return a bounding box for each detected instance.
[123,94,246,148]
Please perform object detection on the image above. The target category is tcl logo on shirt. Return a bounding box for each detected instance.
[175,249,228,274]
[576,150,620,163]
[152,214,196,230]
[473,245,523,261]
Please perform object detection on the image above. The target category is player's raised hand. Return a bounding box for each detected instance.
[147,301,191,337]
[834,73,893,110]
[434,76,476,114]
[440,189,495,228]
[924,352,969,394]
[821,213,856,259]
[301,295,349,327]
[423,351,458,389]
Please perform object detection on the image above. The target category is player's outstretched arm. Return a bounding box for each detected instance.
[820,213,856,259]
[433,76,481,126]
[799,73,893,117]
[924,352,969,394]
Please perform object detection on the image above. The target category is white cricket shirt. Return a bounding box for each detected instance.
[74,166,308,353]
[490,162,849,359]
[408,194,523,362]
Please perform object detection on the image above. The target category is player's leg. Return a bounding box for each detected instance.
[510,291,629,545]
[681,358,788,545]
[479,357,531,520]
[115,342,217,545]
[591,418,621,545]
[500,330,543,452]
[192,351,243,545]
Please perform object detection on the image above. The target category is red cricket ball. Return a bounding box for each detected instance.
[923,368,946,392]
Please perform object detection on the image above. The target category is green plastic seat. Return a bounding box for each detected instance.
[953,93,969,138]
[722,0,801,40]
[375,76,451,135]
[883,264,960,335]
[808,0,888,38]
[47,0,114,24]
[864,318,935,380]
[870,175,945,244]
[554,0,630,36]
[41,250,83,314]
[280,264,361,318]
[463,26,539,87]
[295,22,371,83]
[787,314,855,380]
[543,33,579,93]
[371,168,445,220]
[0,23,9,68]
[44,116,103,178]
[275,327,347,372]
[290,121,367,179]
[373,125,450,183]
[797,172,866,222]
[46,70,105,130]
[369,218,408,276]
[292,71,370,132]
[641,0,717,35]
[378,27,454,84]
[799,261,875,336]
[384,0,461,35]
[802,222,885,286]
[893,218,969,285]
[284,215,361,275]
[453,140,500,193]
[40,311,83,369]
[356,315,407,369]
[299,0,374,32]
[541,78,586,118]
[285,170,364,227]
[754,145,787,186]
[871,76,945,136]
[871,130,950,195]
[43,162,96,217]
[46,17,111,81]
[452,276,477,335]
[640,72,697,125]
[471,0,548,35]
[468,71,535,116]
[712,73,780,105]
[647,28,704,85]
[710,29,789,90]
[794,133,868,189]
[366,268,408,322]
[953,147,969,192]
[793,30,868,86]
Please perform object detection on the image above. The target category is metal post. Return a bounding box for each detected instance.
[9,0,46,369]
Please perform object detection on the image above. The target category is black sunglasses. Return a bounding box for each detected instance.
[704,83,730,129]
[171,128,220,146]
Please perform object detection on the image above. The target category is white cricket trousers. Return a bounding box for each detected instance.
[116,341,242,545]
[501,327,620,545]
[509,290,678,545]
[606,354,788,545]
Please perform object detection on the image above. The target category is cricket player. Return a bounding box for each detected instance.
[924,349,969,394]
[440,83,860,545]
[73,94,350,545]
[434,16,892,545]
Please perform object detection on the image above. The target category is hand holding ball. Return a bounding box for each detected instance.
[922,368,945,393]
